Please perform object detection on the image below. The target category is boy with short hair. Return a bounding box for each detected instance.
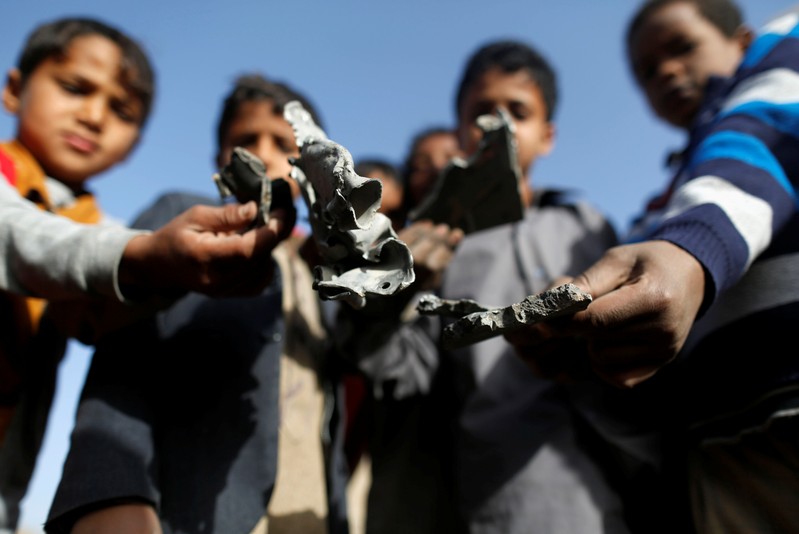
[0,17,155,532]
[0,19,293,533]
[446,39,623,534]
[0,18,291,304]
[510,1,799,531]
[45,73,348,534]
[337,39,622,534]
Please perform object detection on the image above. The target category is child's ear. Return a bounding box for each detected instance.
[735,25,755,53]
[539,122,556,157]
[2,68,22,114]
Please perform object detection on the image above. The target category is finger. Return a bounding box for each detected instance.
[408,234,439,264]
[398,220,433,246]
[189,202,259,234]
[504,321,558,348]
[569,247,637,299]
[265,208,294,242]
[424,245,455,272]
[446,227,465,248]
[587,340,674,388]
[593,363,662,389]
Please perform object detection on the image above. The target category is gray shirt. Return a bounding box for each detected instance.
[0,178,144,301]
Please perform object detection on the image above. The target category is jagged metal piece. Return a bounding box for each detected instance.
[284,101,415,308]
[212,147,293,227]
[436,284,592,350]
[409,106,525,234]
[416,294,489,317]
[213,147,272,225]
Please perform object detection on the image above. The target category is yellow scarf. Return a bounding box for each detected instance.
[0,140,103,442]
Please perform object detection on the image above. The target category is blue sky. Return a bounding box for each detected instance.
[3,0,795,531]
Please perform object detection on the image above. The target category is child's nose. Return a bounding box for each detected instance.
[655,57,683,81]
[253,138,291,179]
[77,96,107,130]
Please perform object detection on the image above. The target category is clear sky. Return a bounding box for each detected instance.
[3,0,795,531]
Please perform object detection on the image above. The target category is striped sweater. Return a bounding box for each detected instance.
[628,12,799,425]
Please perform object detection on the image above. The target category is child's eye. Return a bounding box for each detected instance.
[669,39,696,57]
[470,104,493,121]
[635,61,656,82]
[231,134,258,149]
[640,67,655,82]
[58,80,85,95]
[112,102,138,124]
[278,137,298,155]
[509,103,531,121]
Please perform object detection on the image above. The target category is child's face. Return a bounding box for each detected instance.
[365,168,403,216]
[3,34,143,187]
[217,99,301,199]
[407,131,460,207]
[628,1,750,129]
[457,68,554,178]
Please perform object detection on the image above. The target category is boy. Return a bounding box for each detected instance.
[510,1,799,531]
[1,17,148,532]
[0,18,291,305]
[45,73,348,534]
[336,40,622,533]
[0,18,292,533]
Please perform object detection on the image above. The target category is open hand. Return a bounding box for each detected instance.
[506,240,706,388]
[119,201,293,298]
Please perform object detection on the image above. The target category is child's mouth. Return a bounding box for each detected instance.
[64,133,98,154]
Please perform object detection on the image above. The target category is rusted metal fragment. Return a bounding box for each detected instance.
[436,283,592,349]
[408,106,525,234]
[283,101,415,309]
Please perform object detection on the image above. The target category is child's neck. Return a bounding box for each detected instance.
[519,176,534,207]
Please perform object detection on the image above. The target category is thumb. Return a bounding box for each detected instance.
[569,247,634,300]
[198,201,258,233]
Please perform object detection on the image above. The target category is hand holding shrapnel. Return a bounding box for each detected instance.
[418,283,592,349]
[213,102,415,309]
[213,147,294,227]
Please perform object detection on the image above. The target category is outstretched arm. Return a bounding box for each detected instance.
[0,178,292,301]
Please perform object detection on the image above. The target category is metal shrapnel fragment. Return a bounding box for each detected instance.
[432,283,592,349]
[416,294,489,318]
[211,104,415,310]
[408,106,525,234]
[284,101,415,309]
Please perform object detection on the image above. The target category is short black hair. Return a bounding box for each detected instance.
[626,0,745,50]
[455,39,558,122]
[216,73,323,151]
[17,17,155,127]
[355,158,401,183]
[401,126,452,182]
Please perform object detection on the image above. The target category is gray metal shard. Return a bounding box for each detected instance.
[212,104,415,309]
[416,294,489,317]
[213,147,276,226]
[408,106,525,234]
[426,283,592,349]
[283,101,415,309]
